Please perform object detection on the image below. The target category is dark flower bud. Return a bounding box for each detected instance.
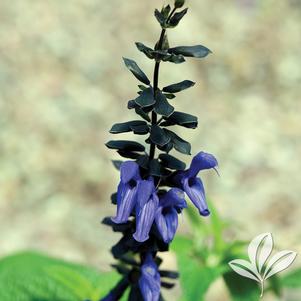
[175,0,185,8]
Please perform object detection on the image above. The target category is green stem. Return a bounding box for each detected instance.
[260,280,264,298]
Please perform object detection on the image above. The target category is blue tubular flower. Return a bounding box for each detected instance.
[176,151,218,216]
[155,188,187,243]
[139,253,160,301]
[111,161,141,224]
[133,178,159,242]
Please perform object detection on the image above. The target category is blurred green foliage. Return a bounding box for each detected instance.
[171,202,301,301]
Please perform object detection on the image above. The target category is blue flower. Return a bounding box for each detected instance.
[175,151,218,216]
[155,188,187,243]
[111,161,141,224]
[139,253,160,301]
[133,178,159,243]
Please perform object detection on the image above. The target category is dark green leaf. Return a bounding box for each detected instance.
[106,140,145,152]
[149,159,162,176]
[168,8,188,27]
[136,155,149,169]
[169,45,212,58]
[154,9,166,27]
[163,80,195,93]
[138,84,148,91]
[165,53,185,64]
[135,42,154,59]
[164,129,191,155]
[135,87,155,107]
[130,124,149,135]
[128,100,137,109]
[159,270,179,279]
[117,150,141,159]
[161,111,198,128]
[135,107,151,122]
[164,93,176,99]
[152,50,173,62]
[175,0,185,8]
[157,141,173,153]
[123,57,150,85]
[110,120,147,134]
[150,125,171,146]
[159,154,186,170]
[112,160,123,170]
[154,91,174,117]
[161,5,171,18]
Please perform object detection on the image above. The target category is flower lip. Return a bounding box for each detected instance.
[200,209,210,216]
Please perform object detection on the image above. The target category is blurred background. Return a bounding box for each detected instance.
[0,0,300,300]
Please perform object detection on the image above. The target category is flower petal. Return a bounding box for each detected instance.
[139,254,160,301]
[155,207,178,243]
[183,177,210,216]
[111,183,137,224]
[120,161,141,184]
[160,188,187,210]
[133,192,159,242]
[136,178,155,209]
[188,151,218,178]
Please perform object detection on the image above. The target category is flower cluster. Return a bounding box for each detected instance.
[102,1,217,300]
[112,151,217,244]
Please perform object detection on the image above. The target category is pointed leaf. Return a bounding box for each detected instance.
[135,87,155,107]
[110,121,147,134]
[258,233,273,273]
[161,111,198,129]
[135,42,154,59]
[163,80,195,93]
[168,8,188,27]
[123,57,150,85]
[169,45,212,58]
[228,260,261,283]
[130,124,149,135]
[154,9,166,27]
[264,251,297,280]
[135,107,151,122]
[106,140,145,152]
[154,91,174,117]
[164,129,191,155]
[159,154,186,170]
[164,53,185,64]
[150,125,171,146]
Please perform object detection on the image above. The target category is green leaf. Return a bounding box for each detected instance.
[161,111,198,129]
[135,87,155,107]
[164,129,191,155]
[159,153,186,170]
[0,251,119,301]
[135,42,154,59]
[150,125,171,146]
[281,268,301,288]
[154,91,174,117]
[110,120,147,134]
[224,271,260,301]
[106,140,145,152]
[149,159,163,176]
[169,45,212,58]
[164,93,176,99]
[157,141,173,153]
[135,107,151,122]
[131,124,149,135]
[123,57,150,85]
[154,9,166,27]
[117,150,141,159]
[171,237,227,301]
[163,80,195,93]
[165,53,185,64]
[168,8,188,27]
[161,5,171,19]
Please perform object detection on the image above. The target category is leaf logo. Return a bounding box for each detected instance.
[229,233,297,298]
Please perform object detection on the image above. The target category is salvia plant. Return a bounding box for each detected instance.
[102,1,218,300]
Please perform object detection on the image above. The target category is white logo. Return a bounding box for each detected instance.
[229,233,297,298]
